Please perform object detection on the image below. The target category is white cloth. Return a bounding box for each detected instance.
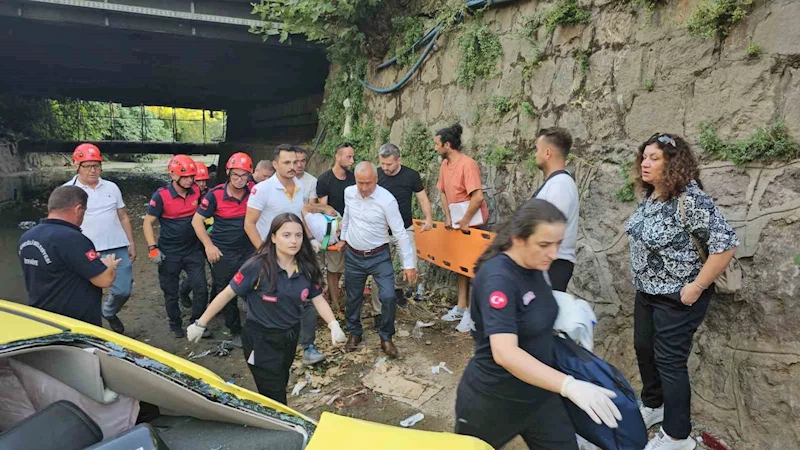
[535,173,579,263]
[247,175,305,239]
[299,172,318,203]
[553,291,597,351]
[64,176,129,251]
[304,212,339,244]
[340,185,415,270]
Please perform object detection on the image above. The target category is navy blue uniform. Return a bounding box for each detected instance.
[455,253,577,450]
[196,182,256,334]
[229,258,323,404]
[147,183,207,331]
[18,219,107,326]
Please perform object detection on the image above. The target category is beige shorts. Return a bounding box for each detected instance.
[325,248,345,273]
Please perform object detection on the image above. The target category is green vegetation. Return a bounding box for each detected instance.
[390,16,426,67]
[435,0,472,32]
[489,95,513,117]
[525,152,539,172]
[794,254,800,266]
[614,161,636,202]
[457,23,503,89]
[745,43,761,59]
[483,145,514,166]
[537,0,592,33]
[632,0,667,10]
[685,0,753,38]
[379,126,391,145]
[521,48,544,79]
[400,119,437,174]
[574,48,592,74]
[520,101,536,116]
[645,79,655,91]
[698,121,800,166]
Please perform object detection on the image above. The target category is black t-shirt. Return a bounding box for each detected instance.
[197,182,255,252]
[463,253,559,403]
[18,219,108,326]
[146,183,202,255]
[378,166,423,229]
[229,258,323,330]
[316,169,355,216]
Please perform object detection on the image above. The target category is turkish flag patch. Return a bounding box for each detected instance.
[85,250,99,261]
[232,271,244,285]
[301,288,310,302]
[251,187,257,195]
[489,291,508,309]
[262,295,277,303]
[149,199,157,207]
[200,198,209,209]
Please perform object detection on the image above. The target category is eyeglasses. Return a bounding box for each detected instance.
[80,164,101,171]
[649,133,677,148]
[229,171,249,180]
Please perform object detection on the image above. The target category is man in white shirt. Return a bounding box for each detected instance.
[252,159,275,183]
[64,143,135,334]
[335,162,417,358]
[531,127,580,291]
[244,145,305,248]
[293,146,318,204]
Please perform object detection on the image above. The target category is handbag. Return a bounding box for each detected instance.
[679,193,742,294]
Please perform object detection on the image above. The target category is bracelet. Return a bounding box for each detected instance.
[693,281,708,290]
[194,320,206,329]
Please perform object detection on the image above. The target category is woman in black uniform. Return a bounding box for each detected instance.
[455,199,621,449]
[187,213,347,404]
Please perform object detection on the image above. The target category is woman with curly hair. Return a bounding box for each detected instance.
[625,134,739,450]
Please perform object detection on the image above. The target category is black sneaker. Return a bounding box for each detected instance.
[171,328,185,338]
[104,315,125,334]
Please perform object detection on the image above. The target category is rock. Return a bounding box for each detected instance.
[386,97,398,121]
[427,88,444,122]
[420,52,440,85]
[551,56,578,107]
[594,11,634,46]
[625,88,687,141]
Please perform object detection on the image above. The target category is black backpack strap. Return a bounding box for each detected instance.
[531,170,573,199]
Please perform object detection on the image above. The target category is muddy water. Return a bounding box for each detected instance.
[0,169,167,304]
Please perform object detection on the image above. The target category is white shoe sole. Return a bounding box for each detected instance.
[441,315,463,322]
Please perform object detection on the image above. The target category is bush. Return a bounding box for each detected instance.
[745,43,761,59]
[457,24,503,88]
[541,0,592,32]
[520,101,536,116]
[488,95,513,117]
[698,121,800,166]
[390,16,426,67]
[400,119,436,174]
[521,47,544,78]
[483,145,514,166]
[574,48,592,74]
[685,0,753,38]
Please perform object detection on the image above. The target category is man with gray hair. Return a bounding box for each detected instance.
[18,186,120,326]
[252,159,275,183]
[334,161,417,358]
[370,143,434,316]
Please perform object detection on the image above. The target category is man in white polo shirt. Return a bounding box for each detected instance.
[531,127,580,291]
[244,144,305,248]
[64,143,136,334]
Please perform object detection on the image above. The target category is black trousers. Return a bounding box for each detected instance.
[455,379,578,450]
[548,259,574,292]
[634,288,712,439]
[241,320,300,405]
[211,248,252,334]
[344,247,396,341]
[158,248,208,330]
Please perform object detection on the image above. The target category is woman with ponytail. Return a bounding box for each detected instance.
[455,199,621,449]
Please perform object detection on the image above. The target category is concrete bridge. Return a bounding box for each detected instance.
[0,0,331,158]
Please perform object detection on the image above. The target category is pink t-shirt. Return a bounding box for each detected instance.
[437,153,488,225]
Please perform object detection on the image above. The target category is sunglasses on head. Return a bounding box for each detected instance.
[649,133,677,148]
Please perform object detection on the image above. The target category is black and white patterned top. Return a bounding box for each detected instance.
[625,180,739,295]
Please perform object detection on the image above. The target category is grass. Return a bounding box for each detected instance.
[644,79,655,91]
[745,43,761,59]
[483,145,515,166]
[488,95,513,117]
[698,121,800,166]
[520,101,536,116]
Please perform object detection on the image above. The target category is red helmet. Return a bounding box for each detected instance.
[73,143,102,163]
[168,155,197,177]
[195,162,210,181]
[226,152,253,173]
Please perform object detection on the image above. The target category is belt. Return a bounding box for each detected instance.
[348,243,389,257]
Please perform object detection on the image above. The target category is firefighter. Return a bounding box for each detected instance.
[143,155,211,338]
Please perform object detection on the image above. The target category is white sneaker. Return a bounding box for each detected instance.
[640,404,665,429]
[441,306,465,322]
[455,310,475,333]
[644,427,696,450]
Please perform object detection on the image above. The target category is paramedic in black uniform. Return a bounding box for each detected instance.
[455,199,621,450]
[19,186,120,326]
[186,213,347,404]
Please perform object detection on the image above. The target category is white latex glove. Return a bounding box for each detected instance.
[186,322,206,343]
[310,239,321,253]
[328,321,346,345]
[560,375,621,428]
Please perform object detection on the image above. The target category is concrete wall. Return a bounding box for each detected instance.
[356,0,800,447]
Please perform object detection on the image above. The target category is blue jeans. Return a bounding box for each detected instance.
[100,247,133,319]
[344,247,396,341]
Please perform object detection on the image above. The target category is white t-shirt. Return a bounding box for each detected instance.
[247,175,305,239]
[535,173,579,263]
[299,172,318,204]
[304,212,339,244]
[64,176,129,252]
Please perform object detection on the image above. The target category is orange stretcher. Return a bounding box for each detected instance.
[412,220,496,278]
